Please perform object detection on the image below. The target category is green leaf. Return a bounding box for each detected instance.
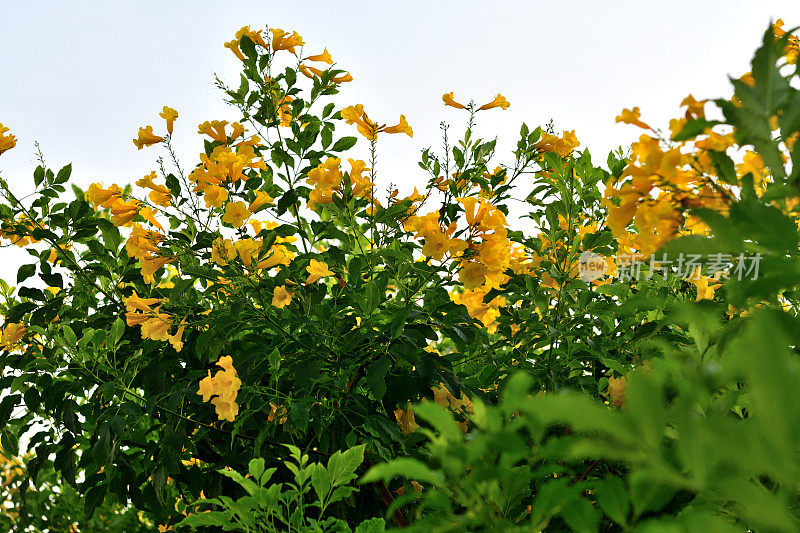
[17,263,35,283]
[0,394,21,430]
[361,458,443,486]
[1,428,19,457]
[705,150,737,185]
[84,484,106,520]
[23,388,41,412]
[561,496,601,533]
[248,458,266,482]
[671,118,720,141]
[331,136,357,152]
[328,444,366,487]
[321,126,333,149]
[366,358,391,399]
[33,166,45,187]
[177,511,230,528]
[595,477,630,526]
[390,306,410,339]
[311,463,332,501]
[327,485,357,505]
[276,188,298,216]
[354,517,386,533]
[55,163,72,184]
[111,318,125,344]
[290,399,310,432]
[239,35,257,59]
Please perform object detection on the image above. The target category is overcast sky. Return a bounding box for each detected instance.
[0,0,796,284]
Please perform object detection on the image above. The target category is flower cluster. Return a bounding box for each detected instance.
[224,26,352,84]
[442,92,510,112]
[86,179,171,283]
[404,212,467,262]
[404,194,514,332]
[124,291,186,352]
[305,157,381,212]
[197,355,241,422]
[524,212,617,291]
[533,130,580,157]
[210,221,296,271]
[132,107,175,151]
[341,104,412,141]
[125,222,172,283]
[86,182,161,229]
[191,121,267,192]
[394,383,475,435]
[604,97,735,257]
[687,268,723,302]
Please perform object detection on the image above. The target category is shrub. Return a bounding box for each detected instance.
[0,18,798,532]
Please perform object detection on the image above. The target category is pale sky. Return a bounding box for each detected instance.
[0,1,796,284]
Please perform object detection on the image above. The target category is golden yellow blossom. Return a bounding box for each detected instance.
[459,261,488,290]
[141,255,172,285]
[248,190,274,213]
[86,183,123,209]
[159,106,178,135]
[272,285,294,308]
[270,28,304,54]
[268,402,288,424]
[607,376,627,407]
[125,224,162,260]
[680,94,706,119]
[477,94,510,111]
[615,107,651,130]
[109,198,141,227]
[442,92,467,110]
[332,72,353,84]
[533,130,580,157]
[383,114,413,137]
[133,126,164,150]
[197,120,230,143]
[137,311,171,341]
[394,404,419,435]
[224,39,245,61]
[211,238,236,265]
[689,269,722,302]
[341,104,412,140]
[197,356,242,422]
[222,201,250,227]
[0,123,17,155]
[306,48,333,64]
[203,185,229,208]
[124,291,161,313]
[136,171,171,207]
[306,259,334,284]
[168,318,187,353]
[421,230,450,261]
[0,323,26,350]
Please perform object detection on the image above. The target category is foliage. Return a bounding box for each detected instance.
[364,19,800,532]
[0,18,799,532]
[178,444,385,532]
[364,308,800,531]
[0,445,155,531]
